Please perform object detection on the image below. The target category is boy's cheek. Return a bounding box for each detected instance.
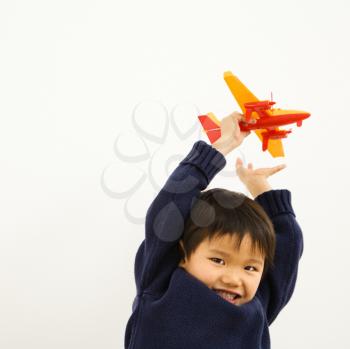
[195,268,218,288]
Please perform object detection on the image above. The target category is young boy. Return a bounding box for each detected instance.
[124,113,304,349]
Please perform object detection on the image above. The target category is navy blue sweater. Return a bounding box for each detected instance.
[124,141,303,349]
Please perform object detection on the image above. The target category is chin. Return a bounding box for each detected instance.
[240,297,253,305]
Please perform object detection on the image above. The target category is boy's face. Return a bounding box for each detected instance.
[178,233,265,306]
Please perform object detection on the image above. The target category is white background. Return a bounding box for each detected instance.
[1,0,350,348]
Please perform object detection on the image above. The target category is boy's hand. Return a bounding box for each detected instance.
[235,158,286,198]
[212,112,251,156]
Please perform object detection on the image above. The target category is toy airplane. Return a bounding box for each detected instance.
[198,71,311,157]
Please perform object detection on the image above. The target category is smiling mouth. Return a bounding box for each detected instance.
[213,289,242,304]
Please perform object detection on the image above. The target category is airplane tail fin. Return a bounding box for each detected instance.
[198,113,221,144]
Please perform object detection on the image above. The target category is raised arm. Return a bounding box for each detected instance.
[235,159,304,324]
[134,113,250,296]
[254,190,303,324]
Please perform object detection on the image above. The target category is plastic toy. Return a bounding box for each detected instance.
[198,71,310,157]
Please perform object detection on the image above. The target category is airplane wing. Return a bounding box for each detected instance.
[223,71,260,114]
[223,71,284,158]
[254,129,285,157]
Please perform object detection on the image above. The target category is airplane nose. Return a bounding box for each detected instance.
[302,113,311,118]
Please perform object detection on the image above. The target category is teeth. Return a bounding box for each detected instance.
[216,290,239,300]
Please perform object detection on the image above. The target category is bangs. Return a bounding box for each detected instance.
[195,200,269,257]
[180,188,275,274]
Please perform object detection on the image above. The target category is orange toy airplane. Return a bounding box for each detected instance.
[198,71,311,157]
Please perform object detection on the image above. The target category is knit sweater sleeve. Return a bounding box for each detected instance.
[133,141,226,296]
[255,190,304,325]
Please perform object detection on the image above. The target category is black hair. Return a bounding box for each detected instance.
[179,188,276,278]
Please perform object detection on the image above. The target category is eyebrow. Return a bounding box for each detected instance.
[209,249,264,265]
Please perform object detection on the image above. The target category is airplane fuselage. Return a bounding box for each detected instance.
[240,112,310,131]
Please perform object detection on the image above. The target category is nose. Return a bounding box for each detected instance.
[220,269,243,287]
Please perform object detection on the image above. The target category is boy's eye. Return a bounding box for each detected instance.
[210,258,225,265]
[245,266,257,272]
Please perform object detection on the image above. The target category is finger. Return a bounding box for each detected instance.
[235,157,243,168]
[231,112,244,122]
[274,164,286,170]
[269,164,286,175]
[235,158,247,177]
[248,163,253,170]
